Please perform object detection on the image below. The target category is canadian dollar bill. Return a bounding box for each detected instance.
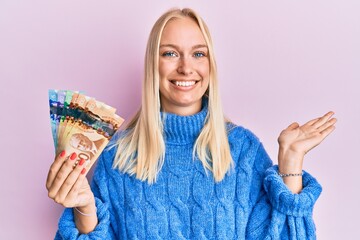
[56,90,74,150]
[49,89,124,173]
[48,89,58,147]
[57,97,124,171]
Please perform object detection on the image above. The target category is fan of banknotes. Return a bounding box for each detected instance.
[48,89,124,171]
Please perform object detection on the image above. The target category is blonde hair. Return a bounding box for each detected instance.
[113,8,233,184]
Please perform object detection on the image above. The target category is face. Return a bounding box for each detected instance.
[70,133,93,152]
[158,17,210,116]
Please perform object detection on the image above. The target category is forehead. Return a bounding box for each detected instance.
[160,17,206,46]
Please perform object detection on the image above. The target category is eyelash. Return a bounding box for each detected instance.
[161,51,207,58]
[162,51,178,57]
[193,51,206,58]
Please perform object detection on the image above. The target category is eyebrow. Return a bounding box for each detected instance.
[159,44,208,50]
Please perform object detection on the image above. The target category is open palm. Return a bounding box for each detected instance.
[278,111,337,156]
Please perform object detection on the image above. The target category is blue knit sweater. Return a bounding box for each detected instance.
[55,103,322,239]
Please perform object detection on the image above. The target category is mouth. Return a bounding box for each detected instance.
[169,80,200,87]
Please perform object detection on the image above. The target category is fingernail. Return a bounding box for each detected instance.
[70,152,77,160]
[60,150,66,157]
[81,168,86,175]
[79,158,85,166]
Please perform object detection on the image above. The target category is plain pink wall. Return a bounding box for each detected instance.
[1,0,359,239]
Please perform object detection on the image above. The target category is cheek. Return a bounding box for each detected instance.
[158,63,166,79]
[159,77,170,97]
[198,60,210,76]
[159,60,175,79]
[199,64,210,91]
[199,63,210,83]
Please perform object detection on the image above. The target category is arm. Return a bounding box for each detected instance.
[246,111,336,239]
[74,201,98,234]
[246,144,322,239]
[278,111,336,193]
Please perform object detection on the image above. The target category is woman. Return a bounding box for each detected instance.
[47,8,336,239]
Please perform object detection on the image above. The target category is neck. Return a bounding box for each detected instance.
[161,101,202,116]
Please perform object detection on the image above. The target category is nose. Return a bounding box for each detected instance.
[177,56,193,75]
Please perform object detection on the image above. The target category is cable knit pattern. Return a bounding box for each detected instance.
[55,101,322,239]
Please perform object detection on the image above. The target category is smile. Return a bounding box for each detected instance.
[170,80,199,87]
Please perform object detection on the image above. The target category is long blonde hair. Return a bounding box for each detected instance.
[113,8,233,184]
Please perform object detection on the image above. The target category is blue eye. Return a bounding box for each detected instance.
[162,51,177,57]
[194,52,206,58]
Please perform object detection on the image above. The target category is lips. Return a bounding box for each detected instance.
[170,80,200,87]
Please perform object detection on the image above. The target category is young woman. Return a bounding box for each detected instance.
[47,8,336,239]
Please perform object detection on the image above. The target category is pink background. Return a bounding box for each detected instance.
[1,0,359,239]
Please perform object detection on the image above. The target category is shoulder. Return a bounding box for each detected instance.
[226,122,261,148]
[226,122,272,170]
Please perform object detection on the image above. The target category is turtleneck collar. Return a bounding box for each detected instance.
[161,98,208,145]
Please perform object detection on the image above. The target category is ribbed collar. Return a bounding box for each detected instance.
[161,98,208,145]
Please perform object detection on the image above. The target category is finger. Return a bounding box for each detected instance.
[64,170,88,207]
[317,117,337,133]
[305,118,320,126]
[312,111,335,128]
[287,122,299,130]
[308,126,336,149]
[46,150,67,190]
[48,152,78,199]
[54,159,88,205]
[320,125,336,138]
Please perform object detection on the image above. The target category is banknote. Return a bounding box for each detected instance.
[56,90,66,118]
[54,90,66,148]
[57,97,124,171]
[49,89,124,173]
[57,93,88,153]
[56,90,74,149]
[83,98,123,137]
[48,90,58,147]
[60,121,109,171]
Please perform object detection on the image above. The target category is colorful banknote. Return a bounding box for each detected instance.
[48,90,58,147]
[48,89,124,172]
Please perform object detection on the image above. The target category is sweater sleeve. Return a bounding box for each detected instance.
[245,143,322,240]
[54,148,117,240]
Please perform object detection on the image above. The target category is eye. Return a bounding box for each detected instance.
[193,51,206,58]
[161,51,178,57]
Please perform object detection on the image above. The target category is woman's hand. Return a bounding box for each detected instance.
[46,151,98,233]
[46,151,94,208]
[277,111,337,193]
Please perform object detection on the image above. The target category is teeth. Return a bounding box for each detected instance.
[175,81,196,87]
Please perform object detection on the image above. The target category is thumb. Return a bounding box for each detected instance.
[287,122,299,130]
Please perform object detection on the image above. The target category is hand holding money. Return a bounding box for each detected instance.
[46,149,98,234]
[46,90,124,233]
